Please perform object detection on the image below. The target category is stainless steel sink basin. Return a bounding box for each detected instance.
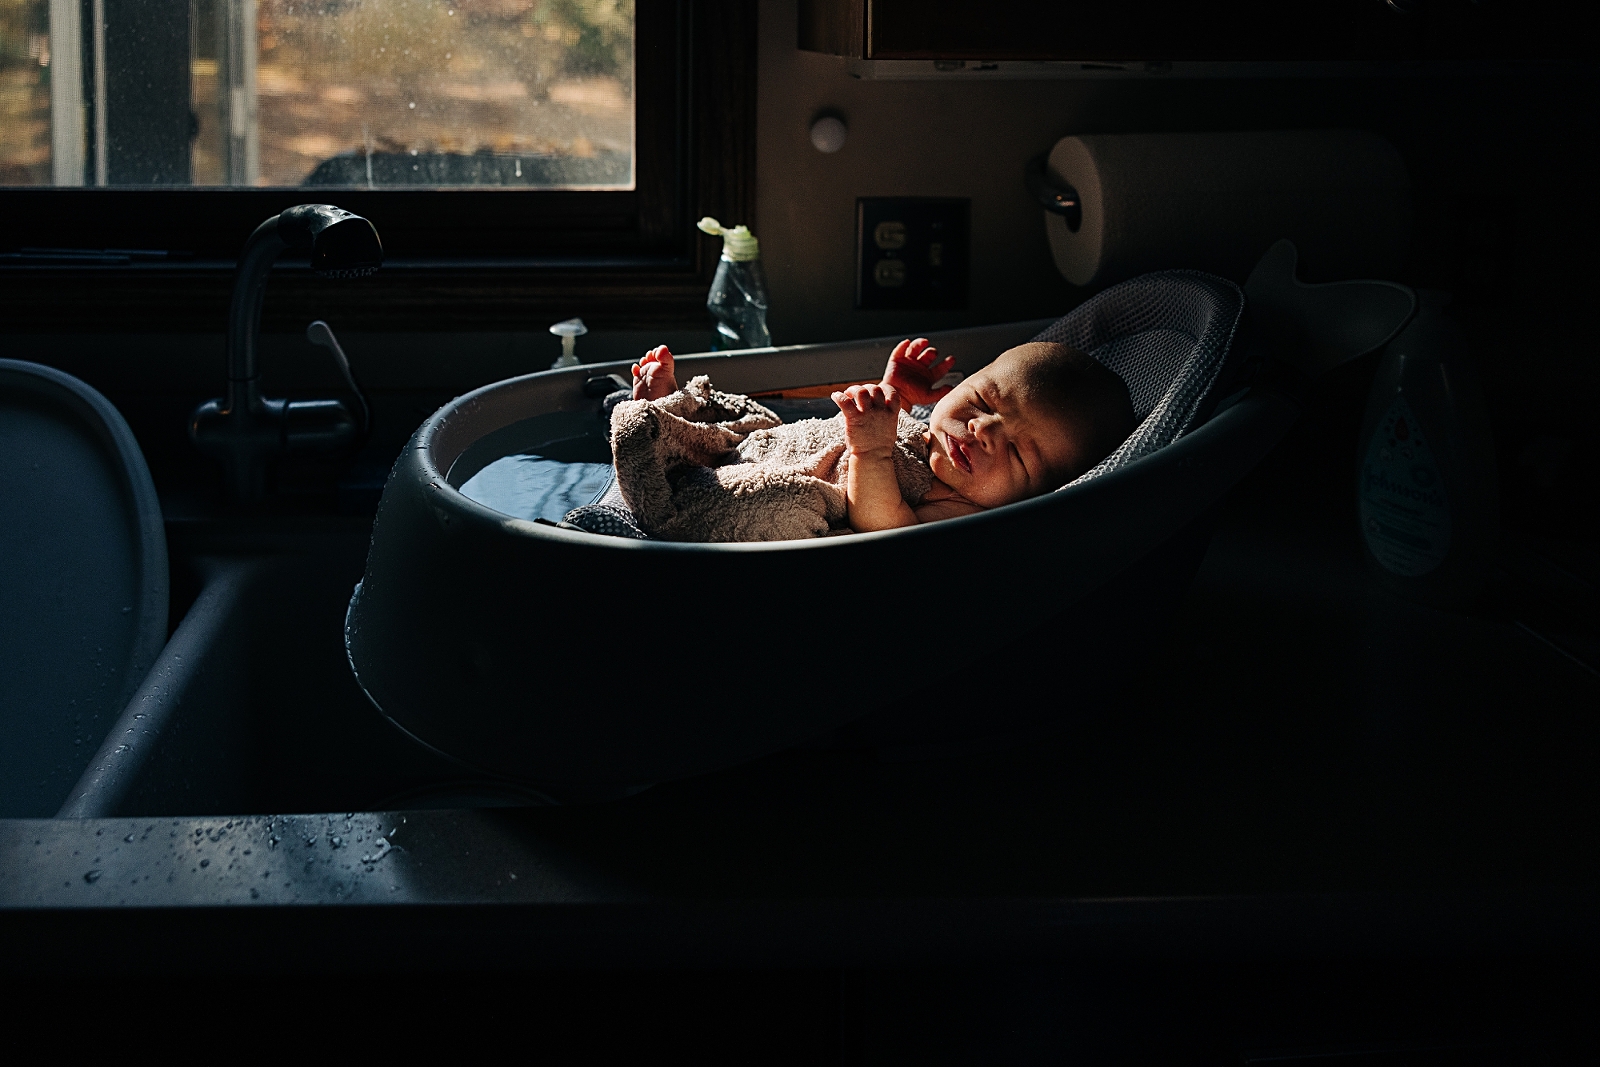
[59,521,544,818]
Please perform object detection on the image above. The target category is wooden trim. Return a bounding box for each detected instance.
[798,0,867,58]
[795,0,1576,63]
[0,0,758,333]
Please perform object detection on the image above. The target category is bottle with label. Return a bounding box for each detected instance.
[1356,291,1498,609]
[698,217,771,350]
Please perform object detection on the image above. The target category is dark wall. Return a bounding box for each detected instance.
[755,0,1597,543]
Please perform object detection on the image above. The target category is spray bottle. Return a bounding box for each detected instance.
[1356,290,1499,609]
[698,217,771,350]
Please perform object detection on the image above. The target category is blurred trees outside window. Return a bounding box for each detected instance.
[0,0,52,186]
[1,0,634,188]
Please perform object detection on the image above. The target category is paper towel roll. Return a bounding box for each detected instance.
[1045,130,1410,288]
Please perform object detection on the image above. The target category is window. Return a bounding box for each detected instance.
[0,0,754,330]
[6,0,634,189]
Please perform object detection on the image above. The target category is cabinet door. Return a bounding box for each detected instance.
[798,0,1571,62]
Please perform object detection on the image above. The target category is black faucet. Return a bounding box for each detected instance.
[190,204,382,502]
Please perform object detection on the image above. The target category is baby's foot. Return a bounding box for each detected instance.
[632,345,678,401]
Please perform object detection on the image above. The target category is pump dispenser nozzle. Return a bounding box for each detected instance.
[549,317,587,369]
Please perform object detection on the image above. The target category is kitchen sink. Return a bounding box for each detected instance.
[60,517,545,819]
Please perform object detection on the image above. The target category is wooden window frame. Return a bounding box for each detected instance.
[0,0,755,332]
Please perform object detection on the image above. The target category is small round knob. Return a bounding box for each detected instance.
[810,115,847,154]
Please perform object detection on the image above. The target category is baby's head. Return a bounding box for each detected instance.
[925,342,1134,508]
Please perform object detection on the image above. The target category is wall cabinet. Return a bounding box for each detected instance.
[798,0,1574,62]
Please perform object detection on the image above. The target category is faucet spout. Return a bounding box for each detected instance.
[225,216,286,393]
[191,204,382,503]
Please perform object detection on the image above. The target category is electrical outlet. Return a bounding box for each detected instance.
[855,198,970,310]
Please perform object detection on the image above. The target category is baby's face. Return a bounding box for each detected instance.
[924,349,1080,508]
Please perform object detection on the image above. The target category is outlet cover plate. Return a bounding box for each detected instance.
[855,197,970,310]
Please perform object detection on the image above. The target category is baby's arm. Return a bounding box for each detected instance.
[833,383,919,532]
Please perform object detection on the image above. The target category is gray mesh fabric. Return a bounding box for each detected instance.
[561,501,649,539]
[1030,270,1243,489]
[562,471,650,539]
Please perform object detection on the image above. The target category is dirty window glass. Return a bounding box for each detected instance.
[1,0,634,189]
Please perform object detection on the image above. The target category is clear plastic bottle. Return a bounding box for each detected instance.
[698,217,771,350]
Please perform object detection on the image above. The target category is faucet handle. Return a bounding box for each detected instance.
[306,320,370,433]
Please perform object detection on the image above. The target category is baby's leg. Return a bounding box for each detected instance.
[631,345,678,401]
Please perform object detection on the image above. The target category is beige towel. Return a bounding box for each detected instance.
[609,376,933,542]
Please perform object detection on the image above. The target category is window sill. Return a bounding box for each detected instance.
[0,257,715,332]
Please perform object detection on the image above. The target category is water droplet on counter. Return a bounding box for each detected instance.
[330,836,343,848]
[200,859,210,868]
[123,834,134,843]
[84,870,101,883]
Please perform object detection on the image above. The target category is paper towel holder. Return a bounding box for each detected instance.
[1026,154,1081,232]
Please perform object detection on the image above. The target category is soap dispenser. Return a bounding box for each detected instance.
[1356,291,1499,609]
[549,317,587,369]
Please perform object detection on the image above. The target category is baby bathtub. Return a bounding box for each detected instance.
[346,252,1413,793]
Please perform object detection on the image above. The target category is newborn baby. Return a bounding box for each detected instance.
[624,336,1134,536]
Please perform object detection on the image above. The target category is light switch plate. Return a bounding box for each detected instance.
[855,197,970,310]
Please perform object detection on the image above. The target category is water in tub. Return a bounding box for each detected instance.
[454,414,616,523]
[459,453,614,522]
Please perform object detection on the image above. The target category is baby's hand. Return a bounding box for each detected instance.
[631,344,678,401]
[833,382,902,455]
[883,337,956,408]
